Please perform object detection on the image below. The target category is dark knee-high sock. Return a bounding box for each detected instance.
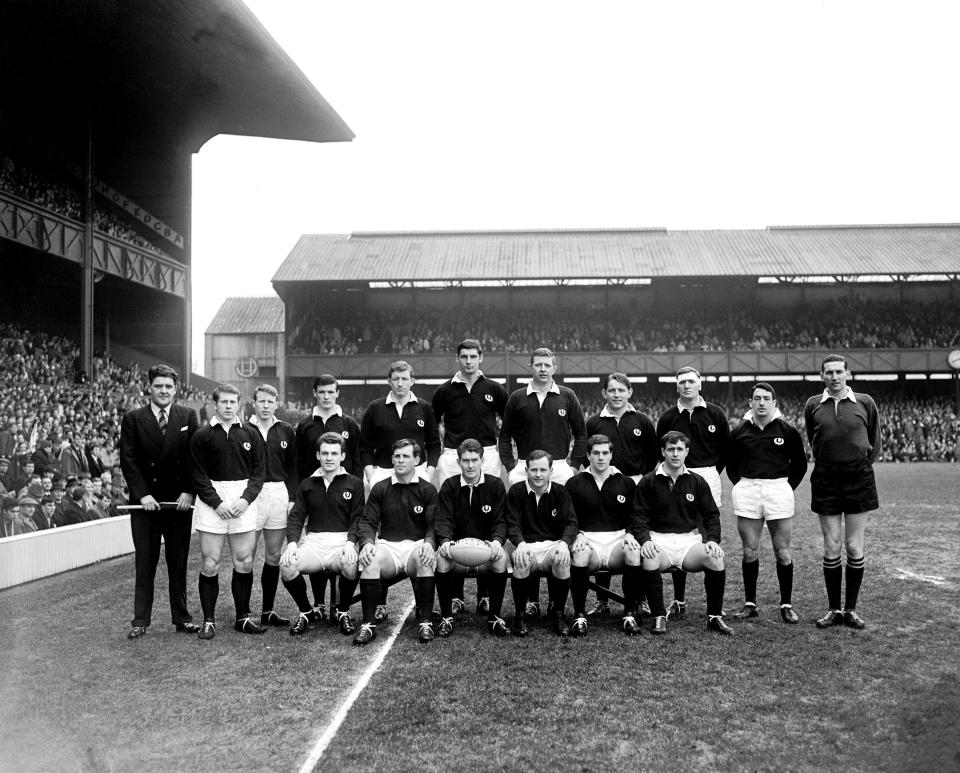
[644,569,665,617]
[547,573,570,614]
[359,579,380,624]
[742,559,759,605]
[476,573,489,601]
[412,576,436,621]
[232,569,254,620]
[845,556,865,610]
[672,569,687,602]
[261,563,280,613]
[309,573,327,607]
[282,574,313,613]
[529,574,542,607]
[452,573,465,601]
[511,576,529,615]
[594,570,612,603]
[570,566,590,615]
[337,575,360,612]
[623,565,641,613]
[704,568,726,617]
[435,570,455,617]
[776,561,794,606]
[487,571,508,619]
[379,585,389,605]
[199,573,219,621]
[823,556,842,609]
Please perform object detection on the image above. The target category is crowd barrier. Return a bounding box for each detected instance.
[0,516,134,590]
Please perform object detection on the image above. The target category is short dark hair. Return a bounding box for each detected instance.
[212,383,242,402]
[456,339,482,356]
[526,449,553,466]
[388,361,414,379]
[147,364,179,385]
[750,382,777,400]
[529,347,555,365]
[313,374,339,390]
[660,430,690,449]
[457,438,484,458]
[316,431,346,452]
[391,438,421,460]
[603,373,631,390]
[587,434,612,453]
[820,354,848,373]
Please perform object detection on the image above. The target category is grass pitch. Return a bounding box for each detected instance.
[1,464,958,772]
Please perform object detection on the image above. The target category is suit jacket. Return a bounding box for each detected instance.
[119,403,198,504]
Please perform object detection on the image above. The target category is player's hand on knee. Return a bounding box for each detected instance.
[437,541,453,560]
[488,539,503,562]
[704,541,723,559]
[623,533,641,553]
[514,542,531,570]
[419,542,436,569]
[140,495,161,511]
[358,544,376,570]
[215,503,233,520]
[341,541,358,565]
[280,543,298,567]
[572,533,588,554]
[554,543,571,570]
[640,540,659,560]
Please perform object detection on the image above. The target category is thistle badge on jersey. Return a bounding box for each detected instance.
[414,505,424,514]
[558,409,567,417]
[341,431,349,438]
[633,428,642,436]
[707,424,716,433]
[686,493,695,501]
[417,419,425,427]
[617,494,626,503]
[243,442,251,450]
[484,394,493,402]
[343,491,352,500]
[482,505,492,513]
[551,509,557,517]
[774,437,784,445]
[280,440,288,448]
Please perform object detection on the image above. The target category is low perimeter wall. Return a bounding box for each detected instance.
[0,516,134,590]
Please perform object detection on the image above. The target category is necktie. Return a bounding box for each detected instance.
[158,408,167,434]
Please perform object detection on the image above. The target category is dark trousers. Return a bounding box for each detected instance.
[130,509,194,627]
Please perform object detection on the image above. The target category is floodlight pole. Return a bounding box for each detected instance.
[80,110,95,382]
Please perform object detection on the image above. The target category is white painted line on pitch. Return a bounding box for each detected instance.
[893,567,947,586]
[299,598,416,773]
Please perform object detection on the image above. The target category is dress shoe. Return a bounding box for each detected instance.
[418,621,435,643]
[666,600,687,620]
[290,613,310,636]
[174,622,201,634]
[335,609,355,635]
[511,613,528,637]
[374,604,389,624]
[733,603,759,619]
[353,622,376,646]
[621,615,641,636]
[197,621,216,640]
[816,609,844,628]
[553,612,570,638]
[707,616,734,636]
[261,611,290,627]
[780,605,799,624]
[570,615,588,637]
[234,616,268,634]
[650,615,668,635]
[450,598,465,616]
[127,625,147,640]
[585,600,609,618]
[487,616,509,637]
[843,609,866,629]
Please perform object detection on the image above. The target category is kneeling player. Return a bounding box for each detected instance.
[354,439,439,645]
[191,383,266,640]
[279,432,365,636]
[434,439,510,637]
[565,434,643,636]
[506,450,578,637]
[727,382,807,624]
[632,431,732,636]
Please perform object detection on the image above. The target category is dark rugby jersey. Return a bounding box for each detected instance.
[630,466,720,544]
[286,469,364,544]
[565,469,636,532]
[505,481,578,548]
[727,413,807,489]
[248,418,298,499]
[190,420,265,509]
[435,473,507,545]
[803,391,881,464]
[431,374,508,448]
[358,476,438,548]
[656,401,729,471]
[586,408,659,476]
[359,396,441,469]
[498,385,587,470]
[295,409,361,480]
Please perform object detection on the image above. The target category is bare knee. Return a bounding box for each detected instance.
[741,545,760,563]
[774,546,792,565]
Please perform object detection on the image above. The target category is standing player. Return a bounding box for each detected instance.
[354,439,439,645]
[431,339,508,615]
[119,364,199,640]
[246,384,298,628]
[584,372,658,616]
[279,432,365,636]
[803,355,881,630]
[294,374,361,623]
[506,450,578,637]
[434,439,510,638]
[190,383,266,640]
[655,366,729,620]
[726,383,807,624]
[632,431,733,635]
[565,435,644,636]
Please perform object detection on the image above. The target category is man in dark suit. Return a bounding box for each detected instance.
[119,364,199,640]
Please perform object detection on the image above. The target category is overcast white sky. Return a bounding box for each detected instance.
[190,1,960,373]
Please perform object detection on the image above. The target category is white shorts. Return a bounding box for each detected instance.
[520,539,568,573]
[581,529,627,569]
[256,481,290,531]
[437,445,503,485]
[296,531,351,573]
[649,529,703,570]
[375,538,424,575]
[193,479,258,535]
[689,466,722,507]
[508,459,576,486]
[732,478,794,521]
[367,464,431,496]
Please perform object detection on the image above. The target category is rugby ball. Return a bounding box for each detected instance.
[448,537,491,567]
